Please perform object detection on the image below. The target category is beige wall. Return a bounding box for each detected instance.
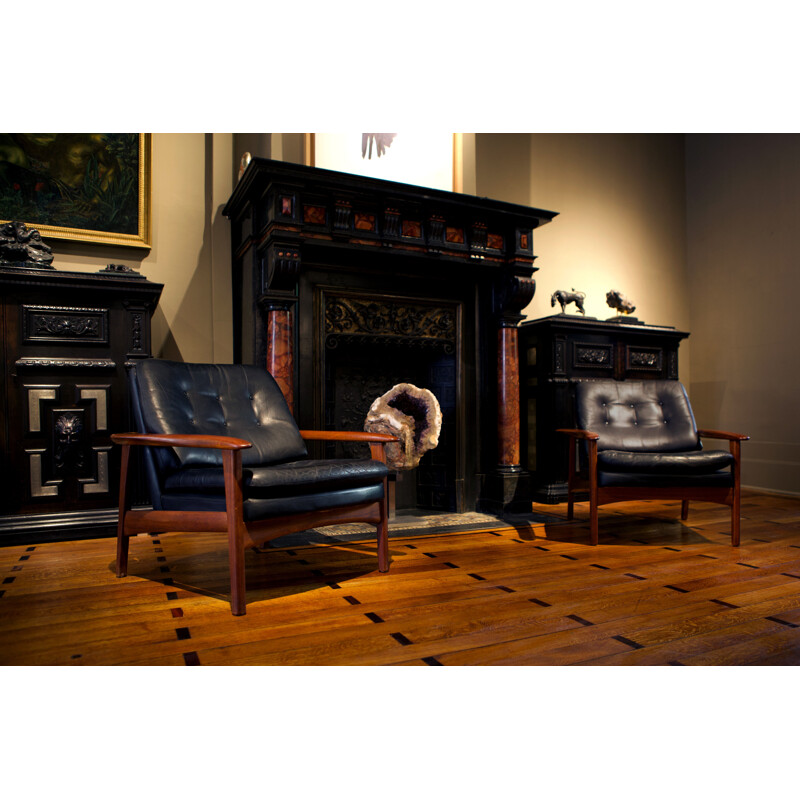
[686,134,800,495]
[44,133,235,364]
[475,133,691,380]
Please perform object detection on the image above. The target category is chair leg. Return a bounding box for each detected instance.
[377,485,390,573]
[224,450,248,616]
[681,500,689,520]
[588,439,599,546]
[731,491,741,547]
[116,444,131,577]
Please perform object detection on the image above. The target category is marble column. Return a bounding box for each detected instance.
[265,301,295,415]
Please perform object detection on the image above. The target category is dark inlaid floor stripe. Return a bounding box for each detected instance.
[781,573,800,580]
[535,546,550,551]
[766,616,799,628]
[625,573,646,580]
[663,547,681,552]
[697,553,717,559]
[737,562,760,569]
[166,591,178,601]
[561,554,578,561]
[159,566,170,574]
[175,627,191,641]
[70,654,82,660]
[0,591,5,599]
[343,595,361,605]
[365,612,384,623]
[163,578,174,586]
[422,656,443,666]
[664,584,689,593]
[423,553,437,559]
[3,577,15,585]
[157,556,167,563]
[26,546,35,552]
[183,651,201,666]
[391,632,413,646]
[567,614,594,626]
[668,660,684,666]
[18,555,30,562]
[613,635,644,650]
[512,539,527,544]
[529,598,551,607]
[709,599,739,608]
[404,544,417,550]
[590,564,610,570]
[443,562,458,569]
[468,573,486,581]
[496,586,515,593]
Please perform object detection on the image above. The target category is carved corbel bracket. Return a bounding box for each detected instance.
[265,243,301,292]
[497,273,536,328]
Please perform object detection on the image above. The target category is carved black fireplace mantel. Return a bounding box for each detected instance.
[223,158,557,515]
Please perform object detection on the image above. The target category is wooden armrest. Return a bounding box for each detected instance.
[111,432,252,450]
[697,429,750,442]
[557,428,600,441]
[299,430,398,443]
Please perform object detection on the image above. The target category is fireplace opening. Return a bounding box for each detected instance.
[321,291,459,514]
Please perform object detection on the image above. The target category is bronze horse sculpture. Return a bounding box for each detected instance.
[551,289,586,315]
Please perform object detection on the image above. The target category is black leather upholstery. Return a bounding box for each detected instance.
[129,359,388,517]
[575,380,700,453]
[574,380,733,485]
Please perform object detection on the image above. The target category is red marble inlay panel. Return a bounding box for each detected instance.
[519,232,529,249]
[446,227,464,244]
[280,196,293,216]
[354,213,376,231]
[497,327,521,466]
[267,308,295,414]
[487,233,503,250]
[402,220,422,238]
[303,205,326,225]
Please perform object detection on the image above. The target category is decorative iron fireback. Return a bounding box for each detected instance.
[325,295,456,346]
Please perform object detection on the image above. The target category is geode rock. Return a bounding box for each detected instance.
[364,383,442,470]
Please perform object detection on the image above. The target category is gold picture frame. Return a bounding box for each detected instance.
[0,133,151,249]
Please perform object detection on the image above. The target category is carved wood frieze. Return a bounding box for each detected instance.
[574,343,614,369]
[627,347,663,371]
[23,306,108,344]
[325,295,457,346]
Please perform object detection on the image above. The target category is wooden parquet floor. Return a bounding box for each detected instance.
[2,489,800,666]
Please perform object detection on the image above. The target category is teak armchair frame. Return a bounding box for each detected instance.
[112,429,397,615]
[558,427,750,547]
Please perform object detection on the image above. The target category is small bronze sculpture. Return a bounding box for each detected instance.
[0,220,54,268]
[606,289,636,315]
[551,289,586,315]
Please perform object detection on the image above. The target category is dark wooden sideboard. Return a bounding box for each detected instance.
[0,265,162,543]
[519,314,690,503]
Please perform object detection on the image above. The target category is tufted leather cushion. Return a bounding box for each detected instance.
[132,360,308,470]
[575,380,700,453]
[163,458,389,496]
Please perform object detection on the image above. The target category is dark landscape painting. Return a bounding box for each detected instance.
[0,133,149,246]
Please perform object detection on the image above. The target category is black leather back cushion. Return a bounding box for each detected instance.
[575,380,700,453]
[132,360,308,470]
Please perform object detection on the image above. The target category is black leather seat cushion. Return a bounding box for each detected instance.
[597,449,734,475]
[163,458,389,497]
[161,484,386,521]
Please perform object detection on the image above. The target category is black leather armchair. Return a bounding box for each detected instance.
[559,380,749,546]
[111,359,397,615]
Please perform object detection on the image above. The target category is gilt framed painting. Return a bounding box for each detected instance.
[0,133,151,248]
